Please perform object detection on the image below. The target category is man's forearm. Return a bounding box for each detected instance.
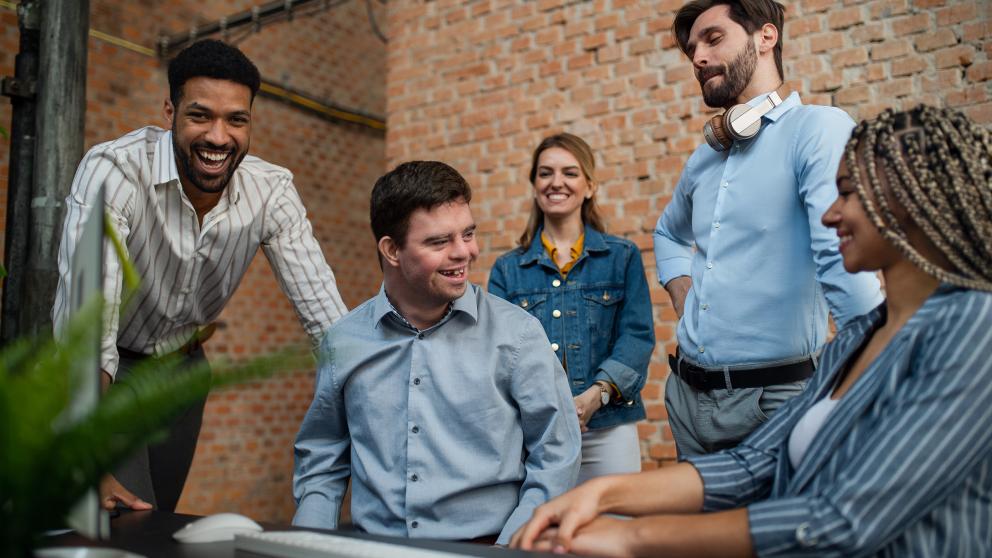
[627,508,752,558]
[664,276,692,319]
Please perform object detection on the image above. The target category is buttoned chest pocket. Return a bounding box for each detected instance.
[513,293,548,320]
[582,288,625,337]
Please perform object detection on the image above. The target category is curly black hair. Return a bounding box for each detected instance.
[167,39,261,107]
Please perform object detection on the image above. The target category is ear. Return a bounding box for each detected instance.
[757,22,779,55]
[163,98,176,128]
[378,236,401,268]
[585,180,596,199]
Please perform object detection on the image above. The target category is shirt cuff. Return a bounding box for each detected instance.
[747,497,821,556]
[684,452,751,512]
[656,257,692,286]
[292,493,340,530]
[595,360,640,402]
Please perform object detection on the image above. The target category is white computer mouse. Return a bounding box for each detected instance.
[172,512,263,543]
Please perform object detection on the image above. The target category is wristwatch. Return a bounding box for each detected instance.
[595,381,611,406]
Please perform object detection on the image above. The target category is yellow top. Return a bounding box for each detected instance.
[541,231,584,277]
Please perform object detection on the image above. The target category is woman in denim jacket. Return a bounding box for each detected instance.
[489,133,655,484]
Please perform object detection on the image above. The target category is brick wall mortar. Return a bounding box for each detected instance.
[0,1,386,522]
[386,0,991,468]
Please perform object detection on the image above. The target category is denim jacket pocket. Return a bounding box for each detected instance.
[512,293,548,319]
[582,288,625,334]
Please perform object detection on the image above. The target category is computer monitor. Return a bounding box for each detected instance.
[64,187,110,540]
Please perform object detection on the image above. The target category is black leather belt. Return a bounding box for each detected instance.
[668,350,815,391]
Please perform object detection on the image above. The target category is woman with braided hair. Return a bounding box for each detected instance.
[510,105,992,557]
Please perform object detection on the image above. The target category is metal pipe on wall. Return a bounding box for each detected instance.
[19,0,89,338]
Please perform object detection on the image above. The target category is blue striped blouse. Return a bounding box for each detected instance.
[687,285,992,557]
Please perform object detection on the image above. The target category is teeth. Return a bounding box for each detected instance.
[198,150,228,162]
[548,194,568,201]
[440,269,465,277]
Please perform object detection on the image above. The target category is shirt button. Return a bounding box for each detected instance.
[413,378,421,386]
[411,425,419,434]
[795,522,817,547]
[410,474,419,482]
[417,333,424,339]
[551,342,560,352]
[701,303,709,310]
[552,309,562,318]
[714,222,720,229]
[722,181,729,188]
[411,521,419,529]
[552,279,561,287]
[698,346,705,353]
[706,262,713,269]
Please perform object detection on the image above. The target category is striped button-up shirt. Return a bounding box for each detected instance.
[687,285,992,557]
[53,126,347,377]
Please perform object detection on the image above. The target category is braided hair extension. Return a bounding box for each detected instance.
[843,105,992,292]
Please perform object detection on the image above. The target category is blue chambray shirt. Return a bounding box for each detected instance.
[653,92,883,367]
[292,283,581,544]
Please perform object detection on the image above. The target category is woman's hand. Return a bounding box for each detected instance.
[531,516,638,557]
[510,477,610,551]
[573,386,603,433]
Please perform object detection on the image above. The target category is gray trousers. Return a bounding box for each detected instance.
[111,346,208,512]
[665,356,806,458]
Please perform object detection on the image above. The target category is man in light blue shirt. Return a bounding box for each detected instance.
[654,0,882,456]
[293,161,581,544]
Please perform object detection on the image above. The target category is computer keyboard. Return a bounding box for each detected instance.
[234,530,473,558]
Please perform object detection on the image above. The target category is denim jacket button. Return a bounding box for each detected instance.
[551,342,560,352]
[521,299,529,308]
[552,279,561,287]
[552,309,562,318]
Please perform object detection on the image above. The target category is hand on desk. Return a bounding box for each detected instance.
[510,478,604,552]
[530,516,635,557]
[100,474,152,511]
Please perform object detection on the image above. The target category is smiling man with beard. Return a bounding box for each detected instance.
[652,0,883,457]
[52,39,348,512]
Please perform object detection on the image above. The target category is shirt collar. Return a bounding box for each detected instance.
[372,282,479,330]
[521,224,609,265]
[152,128,242,205]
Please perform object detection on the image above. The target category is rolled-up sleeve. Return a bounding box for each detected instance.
[794,109,882,327]
[653,166,695,286]
[499,317,582,544]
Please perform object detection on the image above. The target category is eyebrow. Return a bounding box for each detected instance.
[686,25,722,51]
[183,102,250,118]
[538,165,580,172]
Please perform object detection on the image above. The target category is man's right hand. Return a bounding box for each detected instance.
[664,276,692,319]
[99,474,152,511]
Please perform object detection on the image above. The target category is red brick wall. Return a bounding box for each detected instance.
[385,0,991,468]
[0,1,386,522]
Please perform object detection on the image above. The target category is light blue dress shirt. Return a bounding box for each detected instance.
[292,283,581,544]
[654,92,883,367]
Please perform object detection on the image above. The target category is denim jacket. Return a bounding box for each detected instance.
[488,226,655,430]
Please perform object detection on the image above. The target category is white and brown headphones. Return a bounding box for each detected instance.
[703,91,784,152]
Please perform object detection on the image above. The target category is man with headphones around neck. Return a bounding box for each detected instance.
[653,0,883,457]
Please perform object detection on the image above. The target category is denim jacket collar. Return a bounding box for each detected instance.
[518,224,610,268]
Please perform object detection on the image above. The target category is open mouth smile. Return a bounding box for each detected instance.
[194,148,233,174]
[438,268,466,278]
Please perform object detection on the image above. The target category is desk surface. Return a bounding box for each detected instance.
[46,510,564,558]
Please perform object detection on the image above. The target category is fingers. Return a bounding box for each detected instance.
[510,504,559,550]
[100,475,152,511]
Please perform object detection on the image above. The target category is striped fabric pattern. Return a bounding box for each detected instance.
[53,126,347,377]
[687,285,992,557]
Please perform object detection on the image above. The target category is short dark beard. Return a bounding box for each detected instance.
[171,123,246,194]
[699,39,758,108]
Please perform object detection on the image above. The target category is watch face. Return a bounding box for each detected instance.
[600,389,610,406]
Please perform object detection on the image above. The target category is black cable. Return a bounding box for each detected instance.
[366,0,388,43]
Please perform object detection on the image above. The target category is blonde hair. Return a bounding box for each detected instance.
[518,133,607,249]
[846,105,992,291]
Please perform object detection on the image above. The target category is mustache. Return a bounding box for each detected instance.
[191,141,235,152]
[696,66,724,83]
